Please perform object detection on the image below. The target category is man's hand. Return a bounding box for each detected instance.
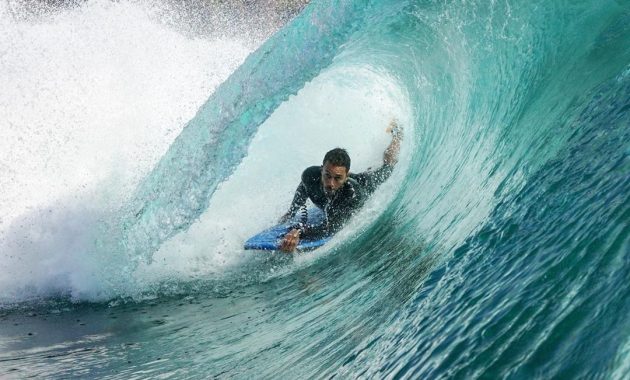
[384,119,403,166]
[279,228,301,253]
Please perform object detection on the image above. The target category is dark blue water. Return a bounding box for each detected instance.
[1,0,629,378]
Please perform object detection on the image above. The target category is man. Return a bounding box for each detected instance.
[279,120,403,252]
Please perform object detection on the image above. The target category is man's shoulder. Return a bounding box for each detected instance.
[301,166,321,183]
[349,169,372,187]
[344,177,363,199]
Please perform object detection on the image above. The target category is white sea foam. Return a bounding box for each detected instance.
[0,0,250,304]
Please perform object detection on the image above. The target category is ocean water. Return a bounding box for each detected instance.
[1,0,629,378]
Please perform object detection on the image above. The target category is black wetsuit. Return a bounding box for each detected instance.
[285,164,394,238]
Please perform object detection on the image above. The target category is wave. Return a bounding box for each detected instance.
[0,0,629,377]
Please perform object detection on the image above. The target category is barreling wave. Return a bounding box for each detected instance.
[115,0,630,376]
[0,0,628,378]
[119,0,374,262]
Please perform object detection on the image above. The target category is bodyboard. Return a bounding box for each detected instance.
[244,208,331,251]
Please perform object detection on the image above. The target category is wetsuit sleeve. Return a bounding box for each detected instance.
[286,181,309,218]
[352,164,394,195]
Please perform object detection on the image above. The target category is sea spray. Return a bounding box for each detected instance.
[0,0,252,302]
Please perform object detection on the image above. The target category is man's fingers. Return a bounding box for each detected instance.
[279,231,300,253]
[386,119,398,133]
[386,124,402,140]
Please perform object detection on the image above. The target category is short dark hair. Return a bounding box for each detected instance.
[323,148,351,171]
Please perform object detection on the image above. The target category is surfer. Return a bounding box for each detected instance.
[278,120,403,252]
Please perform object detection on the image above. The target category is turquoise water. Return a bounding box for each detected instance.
[1,0,629,378]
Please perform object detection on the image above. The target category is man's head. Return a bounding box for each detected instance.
[321,148,350,197]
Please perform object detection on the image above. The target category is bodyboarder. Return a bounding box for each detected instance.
[278,120,403,252]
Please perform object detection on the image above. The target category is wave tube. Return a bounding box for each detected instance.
[0,0,629,378]
[119,0,376,263]
[123,0,627,377]
[116,0,630,375]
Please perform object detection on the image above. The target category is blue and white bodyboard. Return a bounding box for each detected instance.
[244,208,331,251]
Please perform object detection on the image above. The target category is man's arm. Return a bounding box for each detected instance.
[279,211,341,253]
[279,181,308,223]
[278,218,338,252]
[384,119,403,166]
[278,183,309,252]
[353,120,403,193]
[280,181,362,253]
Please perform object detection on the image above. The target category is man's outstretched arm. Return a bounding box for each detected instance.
[353,120,403,193]
[384,119,403,166]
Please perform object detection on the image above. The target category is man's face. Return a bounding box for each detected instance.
[321,162,349,197]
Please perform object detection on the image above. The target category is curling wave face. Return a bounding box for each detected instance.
[0,0,629,378]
